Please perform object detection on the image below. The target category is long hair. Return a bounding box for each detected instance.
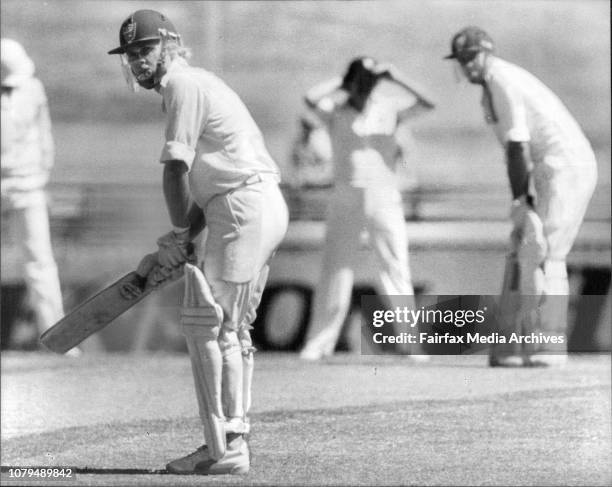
[162,40,192,63]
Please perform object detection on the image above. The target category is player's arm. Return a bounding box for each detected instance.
[303,76,343,109]
[506,141,534,206]
[37,81,55,173]
[488,76,534,207]
[156,74,209,268]
[377,63,436,110]
[163,159,206,236]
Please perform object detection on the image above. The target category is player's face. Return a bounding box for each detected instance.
[458,51,487,84]
[125,41,163,88]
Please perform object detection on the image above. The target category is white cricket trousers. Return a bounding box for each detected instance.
[181,178,288,449]
[531,156,597,338]
[302,184,414,357]
[2,195,64,332]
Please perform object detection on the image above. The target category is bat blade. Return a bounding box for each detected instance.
[40,271,163,354]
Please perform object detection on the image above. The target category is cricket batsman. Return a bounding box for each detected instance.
[444,27,598,366]
[298,57,435,360]
[108,10,288,474]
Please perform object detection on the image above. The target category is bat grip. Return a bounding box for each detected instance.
[132,274,148,291]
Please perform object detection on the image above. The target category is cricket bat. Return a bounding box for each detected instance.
[40,265,184,354]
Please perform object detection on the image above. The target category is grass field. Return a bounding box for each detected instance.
[1,352,610,486]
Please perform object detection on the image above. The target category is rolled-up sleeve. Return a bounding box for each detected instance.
[160,74,209,170]
[489,77,530,143]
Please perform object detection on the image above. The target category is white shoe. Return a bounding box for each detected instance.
[489,355,524,367]
[64,347,82,358]
[524,354,568,368]
[299,345,326,361]
[166,433,249,475]
[405,354,430,363]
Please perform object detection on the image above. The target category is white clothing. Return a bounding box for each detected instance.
[301,91,418,358]
[2,200,64,331]
[158,58,279,206]
[312,94,405,189]
[302,186,413,357]
[483,56,597,263]
[1,69,63,334]
[1,77,53,208]
[483,57,597,357]
[484,57,596,165]
[157,57,288,444]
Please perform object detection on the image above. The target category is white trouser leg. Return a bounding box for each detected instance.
[201,180,288,430]
[365,188,419,354]
[181,264,226,460]
[533,160,595,357]
[16,202,64,331]
[365,188,414,296]
[538,259,569,352]
[301,187,362,358]
[238,264,270,417]
[211,267,270,432]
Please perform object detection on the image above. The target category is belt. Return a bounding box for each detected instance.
[242,172,280,186]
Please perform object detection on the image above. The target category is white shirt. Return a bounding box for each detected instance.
[312,92,412,189]
[158,58,279,206]
[483,57,594,165]
[1,77,53,205]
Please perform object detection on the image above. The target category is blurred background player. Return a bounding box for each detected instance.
[298,56,435,361]
[0,38,72,354]
[444,26,598,367]
[108,9,288,475]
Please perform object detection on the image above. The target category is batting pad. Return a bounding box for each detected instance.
[181,264,226,460]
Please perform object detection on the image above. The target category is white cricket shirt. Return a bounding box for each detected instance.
[1,77,54,207]
[158,58,279,205]
[483,57,594,165]
[313,93,412,189]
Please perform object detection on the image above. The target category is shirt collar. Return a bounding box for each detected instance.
[158,57,190,90]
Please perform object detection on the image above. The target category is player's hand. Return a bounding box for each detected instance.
[135,252,160,278]
[510,197,546,261]
[157,229,191,268]
[373,61,394,78]
[120,252,158,299]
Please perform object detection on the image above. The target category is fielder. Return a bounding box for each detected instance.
[444,27,597,367]
[299,57,435,361]
[108,10,288,474]
[1,39,71,353]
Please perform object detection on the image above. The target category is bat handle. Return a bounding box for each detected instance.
[132,274,148,291]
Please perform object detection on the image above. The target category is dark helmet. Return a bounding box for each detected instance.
[444,26,494,63]
[108,9,179,55]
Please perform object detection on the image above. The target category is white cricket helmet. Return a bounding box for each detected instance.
[1,38,35,88]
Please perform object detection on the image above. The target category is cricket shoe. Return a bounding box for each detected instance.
[299,342,333,361]
[523,354,568,368]
[488,355,524,367]
[166,433,249,475]
[64,347,82,358]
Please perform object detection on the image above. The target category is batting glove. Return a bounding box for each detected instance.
[120,252,159,299]
[510,197,546,261]
[157,229,191,268]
